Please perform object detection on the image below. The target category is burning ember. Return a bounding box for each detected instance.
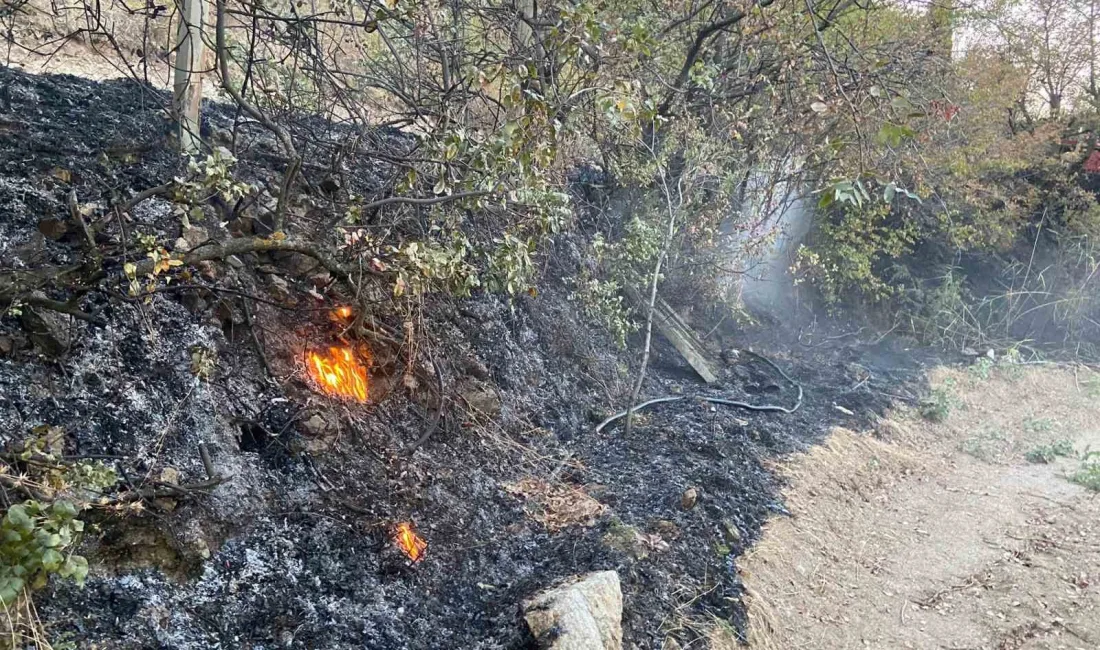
[305,346,370,402]
[333,306,353,320]
[393,522,427,563]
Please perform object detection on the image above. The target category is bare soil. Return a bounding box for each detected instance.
[740,364,1100,650]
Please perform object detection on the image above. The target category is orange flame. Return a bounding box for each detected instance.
[305,346,370,402]
[334,306,353,320]
[393,522,427,562]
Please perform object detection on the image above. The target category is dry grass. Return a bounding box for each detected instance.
[1,591,53,650]
[503,477,607,532]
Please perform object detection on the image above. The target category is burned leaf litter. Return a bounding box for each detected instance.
[0,68,932,648]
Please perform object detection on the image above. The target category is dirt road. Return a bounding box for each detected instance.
[740,364,1100,650]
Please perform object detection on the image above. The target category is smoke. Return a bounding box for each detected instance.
[722,168,813,320]
[738,194,812,317]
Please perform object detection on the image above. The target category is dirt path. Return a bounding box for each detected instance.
[740,364,1100,650]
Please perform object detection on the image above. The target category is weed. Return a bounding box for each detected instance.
[920,379,958,422]
[1082,372,1100,399]
[1071,450,1100,491]
[959,428,1009,462]
[1024,439,1074,463]
[968,356,994,381]
[1022,417,1055,433]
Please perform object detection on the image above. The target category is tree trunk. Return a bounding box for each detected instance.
[173,0,206,154]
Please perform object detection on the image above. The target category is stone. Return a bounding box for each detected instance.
[721,519,742,544]
[20,299,71,356]
[268,273,291,299]
[302,414,329,437]
[456,378,501,416]
[0,335,13,356]
[196,260,218,280]
[38,217,69,240]
[680,487,698,510]
[523,571,623,650]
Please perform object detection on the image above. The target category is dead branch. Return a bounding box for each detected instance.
[20,294,106,327]
[133,236,382,289]
[405,351,447,454]
[215,0,301,232]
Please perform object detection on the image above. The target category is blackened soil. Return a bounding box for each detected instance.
[0,67,933,649]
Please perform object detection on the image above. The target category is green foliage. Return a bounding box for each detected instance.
[958,427,1008,462]
[390,236,479,299]
[174,147,252,226]
[572,277,636,347]
[1022,416,1055,433]
[797,201,920,304]
[967,356,995,381]
[0,427,122,608]
[919,379,957,422]
[484,233,537,295]
[0,500,88,605]
[1071,451,1100,491]
[1024,440,1074,463]
[571,215,664,344]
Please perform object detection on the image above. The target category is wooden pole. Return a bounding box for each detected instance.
[173,0,206,154]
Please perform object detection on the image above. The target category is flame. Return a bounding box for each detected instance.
[393,522,427,562]
[305,346,370,402]
[334,306,353,320]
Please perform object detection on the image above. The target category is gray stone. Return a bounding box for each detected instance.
[456,378,501,416]
[20,298,71,356]
[523,571,623,650]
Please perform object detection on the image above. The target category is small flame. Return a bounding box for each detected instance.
[334,306,353,320]
[393,522,427,563]
[305,346,370,402]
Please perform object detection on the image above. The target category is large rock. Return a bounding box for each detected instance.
[20,298,71,356]
[523,571,623,650]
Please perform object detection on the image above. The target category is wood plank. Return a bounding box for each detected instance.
[625,286,719,384]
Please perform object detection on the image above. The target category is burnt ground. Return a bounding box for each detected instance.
[0,67,934,649]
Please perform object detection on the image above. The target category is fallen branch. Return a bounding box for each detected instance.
[134,236,381,289]
[21,293,106,327]
[122,181,175,213]
[405,352,447,454]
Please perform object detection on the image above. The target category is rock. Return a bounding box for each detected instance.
[302,414,330,437]
[273,251,319,277]
[680,487,698,510]
[196,260,218,280]
[0,335,14,356]
[601,520,651,560]
[456,378,501,416]
[720,519,742,544]
[159,467,181,485]
[226,255,244,269]
[38,217,69,240]
[19,299,71,356]
[523,571,623,650]
[458,355,491,380]
[268,273,291,299]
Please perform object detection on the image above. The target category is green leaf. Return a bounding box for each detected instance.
[41,549,63,572]
[883,183,896,202]
[6,505,32,531]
